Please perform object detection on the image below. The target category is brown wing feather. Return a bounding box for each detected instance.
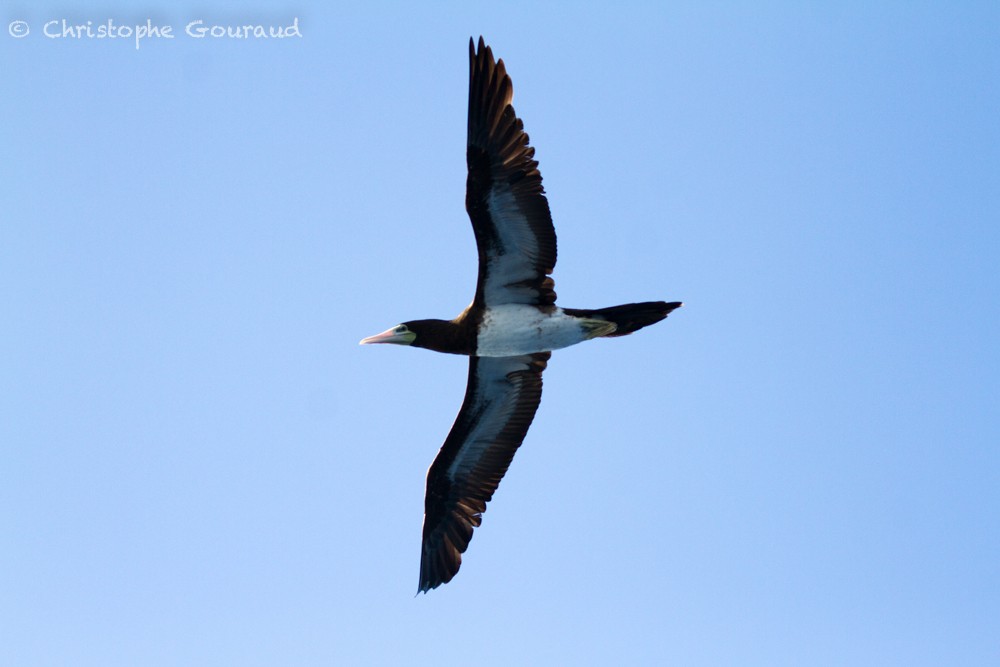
[466,37,557,308]
[418,352,550,593]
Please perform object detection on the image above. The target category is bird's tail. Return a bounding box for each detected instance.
[565,301,683,337]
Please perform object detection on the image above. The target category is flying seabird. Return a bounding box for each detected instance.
[361,37,683,593]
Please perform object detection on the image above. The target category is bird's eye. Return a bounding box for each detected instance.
[395,325,408,333]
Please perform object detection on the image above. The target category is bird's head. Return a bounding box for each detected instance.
[360,319,469,354]
[359,322,418,347]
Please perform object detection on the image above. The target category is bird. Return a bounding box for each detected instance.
[360,37,682,593]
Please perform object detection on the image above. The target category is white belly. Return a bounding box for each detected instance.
[475,305,600,357]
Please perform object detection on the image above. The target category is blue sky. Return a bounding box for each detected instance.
[2,2,998,665]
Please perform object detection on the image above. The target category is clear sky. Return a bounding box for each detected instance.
[2,2,998,665]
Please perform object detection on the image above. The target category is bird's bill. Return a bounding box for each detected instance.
[359,326,416,346]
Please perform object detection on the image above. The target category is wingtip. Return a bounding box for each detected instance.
[470,35,492,62]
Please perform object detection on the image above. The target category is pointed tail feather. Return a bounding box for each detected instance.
[565,301,682,337]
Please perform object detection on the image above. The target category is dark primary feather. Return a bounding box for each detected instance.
[419,352,550,593]
[466,36,557,308]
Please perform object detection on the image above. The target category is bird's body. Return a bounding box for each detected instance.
[361,38,682,593]
[476,305,615,356]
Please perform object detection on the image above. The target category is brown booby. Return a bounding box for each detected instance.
[361,37,682,593]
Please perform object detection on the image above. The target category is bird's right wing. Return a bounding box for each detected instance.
[419,351,550,593]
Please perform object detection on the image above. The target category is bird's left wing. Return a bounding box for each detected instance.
[419,351,550,593]
[466,37,557,308]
